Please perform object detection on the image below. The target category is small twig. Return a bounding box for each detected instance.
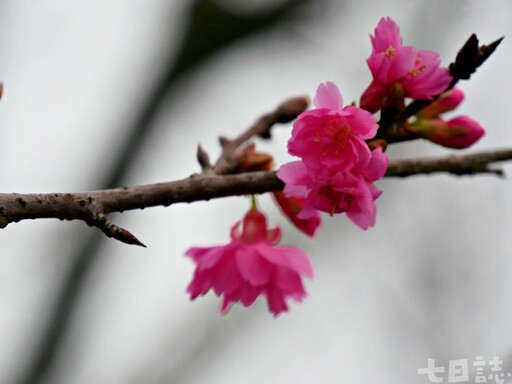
[89,213,146,247]
[402,35,504,120]
[196,144,212,171]
[449,35,504,84]
[213,96,308,174]
[1,148,511,245]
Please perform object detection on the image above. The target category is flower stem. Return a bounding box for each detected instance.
[250,194,258,210]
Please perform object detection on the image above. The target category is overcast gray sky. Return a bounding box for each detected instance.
[1,1,512,383]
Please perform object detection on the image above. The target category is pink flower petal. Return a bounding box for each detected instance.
[274,266,307,296]
[368,183,383,200]
[354,147,389,182]
[210,253,244,295]
[296,200,323,220]
[346,188,377,230]
[277,161,311,197]
[185,246,224,270]
[187,270,213,299]
[313,81,344,111]
[273,246,314,278]
[342,106,378,139]
[370,17,402,52]
[239,284,262,307]
[386,45,417,83]
[347,206,376,230]
[220,297,232,315]
[265,286,289,316]
[235,246,272,285]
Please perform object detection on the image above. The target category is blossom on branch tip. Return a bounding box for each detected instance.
[185,207,314,316]
[288,81,378,173]
[360,17,452,113]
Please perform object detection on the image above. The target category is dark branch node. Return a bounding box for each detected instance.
[449,34,504,84]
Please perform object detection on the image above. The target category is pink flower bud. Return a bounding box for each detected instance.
[409,116,485,149]
[272,191,321,237]
[418,88,465,118]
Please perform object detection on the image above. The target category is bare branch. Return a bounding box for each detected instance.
[386,148,512,177]
[1,148,511,245]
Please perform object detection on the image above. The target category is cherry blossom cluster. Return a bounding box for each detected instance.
[185,17,487,316]
[360,16,452,113]
[277,81,388,230]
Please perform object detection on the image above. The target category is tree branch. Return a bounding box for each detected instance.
[1,36,506,247]
[1,148,511,245]
[385,148,512,177]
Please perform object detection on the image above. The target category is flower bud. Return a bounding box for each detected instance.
[409,115,485,149]
[272,191,321,237]
[417,88,465,118]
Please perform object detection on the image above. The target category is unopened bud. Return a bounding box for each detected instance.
[272,191,321,237]
[409,115,485,149]
[359,81,387,114]
[417,88,464,118]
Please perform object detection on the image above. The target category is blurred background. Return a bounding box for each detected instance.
[0,0,511,383]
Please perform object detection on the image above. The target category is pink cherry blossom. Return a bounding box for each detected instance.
[288,82,378,173]
[185,208,314,316]
[272,191,321,237]
[360,17,452,113]
[277,148,388,230]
